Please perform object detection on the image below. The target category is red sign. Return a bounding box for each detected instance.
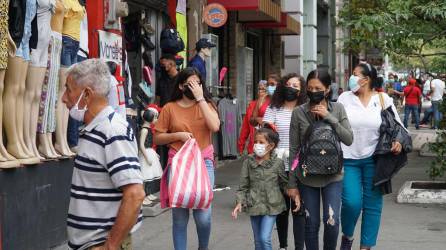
[203,3,228,28]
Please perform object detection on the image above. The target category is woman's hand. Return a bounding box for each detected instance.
[188,79,204,100]
[311,104,329,118]
[391,141,402,155]
[176,132,193,142]
[232,203,242,219]
[292,194,301,213]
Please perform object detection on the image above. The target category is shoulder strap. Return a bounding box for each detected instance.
[378,93,385,110]
[404,87,414,97]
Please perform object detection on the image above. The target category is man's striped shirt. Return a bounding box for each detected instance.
[67,106,143,250]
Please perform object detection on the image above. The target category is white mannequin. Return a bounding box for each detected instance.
[55,68,75,156]
[199,47,212,58]
[0,32,21,168]
[139,108,162,205]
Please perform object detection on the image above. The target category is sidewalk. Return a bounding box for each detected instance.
[132,152,446,250]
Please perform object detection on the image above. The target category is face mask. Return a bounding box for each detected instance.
[389,79,394,83]
[69,90,87,122]
[284,87,299,101]
[183,86,196,100]
[348,75,361,93]
[307,91,326,104]
[267,86,276,95]
[253,143,268,157]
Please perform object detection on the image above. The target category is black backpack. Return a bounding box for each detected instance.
[160,28,185,54]
[299,108,343,176]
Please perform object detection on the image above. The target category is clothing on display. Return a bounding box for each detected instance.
[37,31,62,134]
[8,0,26,48]
[15,0,37,61]
[77,14,88,58]
[217,97,241,157]
[62,0,84,41]
[139,126,163,182]
[188,54,206,80]
[61,35,79,66]
[30,0,55,67]
[0,0,9,69]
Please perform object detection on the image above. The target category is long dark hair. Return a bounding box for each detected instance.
[356,63,379,89]
[169,67,216,108]
[306,69,332,89]
[270,73,306,109]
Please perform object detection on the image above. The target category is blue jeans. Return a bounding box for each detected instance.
[67,116,81,147]
[172,159,215,250]
[299,181,342,250]
[432,100,443,129]
[61,36,79,67]
[341,157,383,248]
[250,215,277,250]
[403,104,420,129]
[421,106,433,125]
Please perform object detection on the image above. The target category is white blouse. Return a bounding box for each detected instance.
[337,91,402,160]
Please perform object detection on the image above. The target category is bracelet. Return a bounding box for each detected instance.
[196,98,205,103]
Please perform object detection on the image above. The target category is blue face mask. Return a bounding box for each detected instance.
[267,86,276,95]
[348,75,361,93]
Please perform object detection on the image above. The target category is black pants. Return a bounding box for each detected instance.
[276,189,305,249]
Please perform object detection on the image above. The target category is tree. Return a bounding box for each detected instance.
[338,0,446,72]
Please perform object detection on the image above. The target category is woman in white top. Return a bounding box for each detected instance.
[338,63,403,250]
[262,73,306,250]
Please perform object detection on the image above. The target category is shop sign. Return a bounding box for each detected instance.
[98,30,122,64]
[203,3,228,28]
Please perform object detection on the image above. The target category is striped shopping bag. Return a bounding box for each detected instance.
[160,139,213,209]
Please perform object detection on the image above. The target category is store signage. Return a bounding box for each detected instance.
[203,3,228,28]
[98,30,122,64]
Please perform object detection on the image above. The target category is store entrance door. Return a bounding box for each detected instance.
[246,32,264,100]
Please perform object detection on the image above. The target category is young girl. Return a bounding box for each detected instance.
[232,127,290,250]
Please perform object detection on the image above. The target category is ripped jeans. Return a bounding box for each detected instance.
[298,181,342,250]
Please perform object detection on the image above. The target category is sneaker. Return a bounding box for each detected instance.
[340,236,353,250]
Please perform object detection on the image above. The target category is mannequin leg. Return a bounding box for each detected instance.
[16,61,34,156]
[3,57,31,159]
[47,133,61,157]
[25,66,46,159]
[55,67,74,156]
[37,133,59,159]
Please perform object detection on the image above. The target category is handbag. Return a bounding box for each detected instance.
[421,97,432,109]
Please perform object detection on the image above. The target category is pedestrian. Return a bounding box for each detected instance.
[155,53,179,107]
[62,59,145,250]
[232,126,289,250]
[403,78,422,129]
[153,67,220,250]
[238,80,269,155]
[262,73,306,250]
[420,76,434,127]
[287,69,353,250]
[250,74,280,127]
[430,76,445,129]
[338,63,403,250]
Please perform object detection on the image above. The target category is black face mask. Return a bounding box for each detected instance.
[183,86,196,100]
[284,87,299,101]
[307,91,326,104]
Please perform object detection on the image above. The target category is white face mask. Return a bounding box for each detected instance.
[348,75,362,93]
[69,90,87,122]
[253,143,268,157]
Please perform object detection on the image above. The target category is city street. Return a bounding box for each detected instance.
[133,151,446,250]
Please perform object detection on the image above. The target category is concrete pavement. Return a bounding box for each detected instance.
[133,152,446,250]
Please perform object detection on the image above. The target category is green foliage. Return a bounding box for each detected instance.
[338,0,446,71]
[429,98,446,180]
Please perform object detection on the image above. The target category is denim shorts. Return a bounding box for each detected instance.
[61,36,80,67]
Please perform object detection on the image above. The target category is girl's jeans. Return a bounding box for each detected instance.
[171,159,215,250]
[341,157,383,248]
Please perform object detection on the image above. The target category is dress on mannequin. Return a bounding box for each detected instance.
[24,0,55,160]
[3,0,40,164]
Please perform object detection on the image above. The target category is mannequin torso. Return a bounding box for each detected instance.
[51,0,65,33]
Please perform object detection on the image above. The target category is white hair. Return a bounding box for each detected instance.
[67,59,111,97]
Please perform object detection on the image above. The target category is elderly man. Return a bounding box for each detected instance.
[62,59,145,250]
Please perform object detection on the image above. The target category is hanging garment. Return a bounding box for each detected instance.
[30,0,55,67]
[139,127,162,182]
[15,0,37,61]
[218,97,242,157]
[0,0,9,69]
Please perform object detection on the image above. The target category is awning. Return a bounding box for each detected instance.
[207,0,281,22]
[244,12,301,35]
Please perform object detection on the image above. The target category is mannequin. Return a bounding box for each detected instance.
[0,26,21,168]
[188,38,215,81]
[139,108,163,206]
[24,0,55,160]
[38,0,64,158]
[3,0,40,164]
[55,0,84,156]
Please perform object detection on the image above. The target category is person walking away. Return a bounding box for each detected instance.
[262,73,306,250]
[287,69,353,250]
[62,59,145,249]
[238,80,269,154]
[420,77,434,127]
[430,76,445,129]
[403,78,421,129]
[154,67,220,250]
[250,74,280,127]
[338,63,403,250]
[232,127,288,250]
